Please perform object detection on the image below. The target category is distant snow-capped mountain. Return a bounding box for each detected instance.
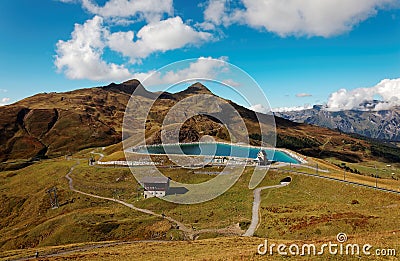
[275,104,400,142]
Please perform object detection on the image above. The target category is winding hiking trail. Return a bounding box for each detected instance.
[65,161,193,237]
[91,151,104,161]
[243,183,290,237]
[84,152,292,238]
[65,159,244,240]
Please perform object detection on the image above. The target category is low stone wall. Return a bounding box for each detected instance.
[97,161,158,166]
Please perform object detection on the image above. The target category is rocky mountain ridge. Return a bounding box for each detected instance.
[1,80,399,169]
[275,105,400,142]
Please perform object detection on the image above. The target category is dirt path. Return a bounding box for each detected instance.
[243,183,290,237]
[8,161,245,260]
[65,161,193,237]
[320,136,332,151]
[8,240,167,261]
[90,151,104,161]
[65,161,244,240]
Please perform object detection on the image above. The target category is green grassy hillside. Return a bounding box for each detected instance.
[0,150,399,256]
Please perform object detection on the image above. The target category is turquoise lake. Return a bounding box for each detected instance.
[135,143,300,164]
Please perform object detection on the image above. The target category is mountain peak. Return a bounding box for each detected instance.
[103,79,141,94]
[122,79,141,86]
[102,79,155,99]
[185,82,213,94]
[190,82,211,90]
[172,82,213,99]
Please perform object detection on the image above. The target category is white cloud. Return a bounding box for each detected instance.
[203,0,397,37]
[222,79,240,87]
[327,78,400,111]
[54,15,216,82]
[81,0,173,22]
[250,104,270,114]
[69,56,229,86]
[108,17,212,63]
[296,93,312,97]
[0,97,10,106]
[196,21,217,31]
[143,57,229,86]
[204,0,229,26]
[55,16,132,81]
[55,0,213,82]
[0,89,7,93]
[200,0,239,30]
[272,104,313,112]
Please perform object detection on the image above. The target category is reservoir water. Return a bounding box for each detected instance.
[134,143,300,164]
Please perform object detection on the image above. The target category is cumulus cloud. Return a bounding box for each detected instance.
[199,0,239,30]
[55,14,213,81]
[0,97,10,106]
[142,57,229,86]
[55,0,214,81]
[203,0,397,37]
[272,104,313,112]
[296,93,312,98]
[327,78,400,111]
[81,0,173,22]
[108,17,212,63]
[222,79,240,87]
[250,104,270,114]
[55,16,132,81]
[203,0,230,26]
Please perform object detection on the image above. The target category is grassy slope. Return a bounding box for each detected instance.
[0,149,399,259]
[1,235,399,260]
[256,174,400,240]
[70,164,255,230]
[276,157,400,192]
[0,159,164,251]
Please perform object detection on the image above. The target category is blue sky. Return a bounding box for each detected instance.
[0,0,399,111]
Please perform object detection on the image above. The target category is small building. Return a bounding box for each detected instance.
[212,157,227,164]
[140,177,170,198]
[257,150,268,166]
